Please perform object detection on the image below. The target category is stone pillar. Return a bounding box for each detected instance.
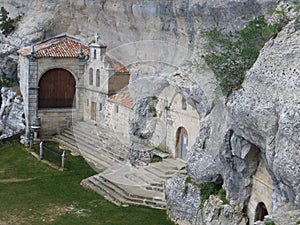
[75,58,87,121]
[25,56,39,142]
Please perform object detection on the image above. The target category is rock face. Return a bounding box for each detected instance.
[166,6,300,225]
[165,174,202,225]
[195,195,247,225]
[0,87,25,140]
[227,21,300,213]
[0,0,277,78]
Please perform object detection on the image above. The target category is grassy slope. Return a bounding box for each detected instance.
[0,141,174,225]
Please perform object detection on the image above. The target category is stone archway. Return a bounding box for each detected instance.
[176,127,188,160]
[255,202,268,222]
[38,69,76,109]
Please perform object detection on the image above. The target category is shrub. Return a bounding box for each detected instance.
[0,7,15,35]
[265,221,275,225]
[199,183,219,207]
[202,16,282,96]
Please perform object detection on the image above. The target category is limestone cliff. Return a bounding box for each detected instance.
[1,0,298,224]
[0,87,25,140]
[165,12,300,225]
[0,0,276,77]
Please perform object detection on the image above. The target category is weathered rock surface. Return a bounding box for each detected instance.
[227,20,300,213]
[165,174,201,225]
[0,0,277,77]
[195,195,248,225]
[166,6,300,225]
[0,87,25,140]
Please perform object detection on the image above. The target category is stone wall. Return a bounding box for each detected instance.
[38,108,74,137]
[105,101,132,144]
[150,85,200,159]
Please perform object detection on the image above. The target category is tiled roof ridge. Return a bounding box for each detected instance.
[33,33,88,47]
[108,86,134,109]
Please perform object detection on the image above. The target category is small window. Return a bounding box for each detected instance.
[99,103,103,111]
[96,69,100,87]
[114,105,119,113]
[89,68,93,85]
[93,49,97,59]
[182,96,187,110]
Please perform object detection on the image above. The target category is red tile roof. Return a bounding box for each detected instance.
[105,55,129,73]
[108,87,134,109]
[17,35,89,58]
[17,34,129,74]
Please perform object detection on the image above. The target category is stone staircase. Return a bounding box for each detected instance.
[53,121,130,171]
[81,158,186,209]
[53,120,186,209]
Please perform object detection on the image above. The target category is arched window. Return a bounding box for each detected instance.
[38,69,75,109]
[93,49,97,59]
[89,68,93,85]
[182,96,187,110]
[96,69,100,87]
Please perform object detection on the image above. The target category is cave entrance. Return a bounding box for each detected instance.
[255,202,268,222]
[175,127,188,160]
[38,69,76,109]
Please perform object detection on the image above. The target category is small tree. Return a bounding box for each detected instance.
[0,6,15,35]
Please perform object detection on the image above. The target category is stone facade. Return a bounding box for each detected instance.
[17,34,130,140]
[150,85,200,160]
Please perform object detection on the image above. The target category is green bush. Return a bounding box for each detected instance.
[0,6,15,35]
[202,16,282,96]
[217,188,229,204]
[265,221,275,225]
[199,183,219,207]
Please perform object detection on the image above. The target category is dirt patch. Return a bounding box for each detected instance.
[0,178,33,183]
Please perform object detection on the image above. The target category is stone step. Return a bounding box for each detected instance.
[74,135,124,162]
[73,122,130,148]
[80,145,124,167]
[71,125,129,159]
[52,135,78,153]
[81,174,166,209]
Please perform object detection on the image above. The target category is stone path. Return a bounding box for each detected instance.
[53,121,186,209]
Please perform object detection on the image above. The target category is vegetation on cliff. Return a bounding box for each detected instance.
[202,16,282,96]
[0,6,15,35]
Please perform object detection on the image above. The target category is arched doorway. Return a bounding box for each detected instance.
[255,202,268,222]
[176,127,188,160]
[38,69,76,109]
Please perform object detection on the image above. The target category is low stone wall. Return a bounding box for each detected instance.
[38,108,75,137]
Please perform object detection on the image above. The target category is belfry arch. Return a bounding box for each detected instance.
[38,68,76,109]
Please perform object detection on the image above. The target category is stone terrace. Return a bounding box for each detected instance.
[53,121,186,209]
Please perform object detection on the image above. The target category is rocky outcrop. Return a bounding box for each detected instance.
[195,195,247,225]
[226,20,300,213]
[165,174,201,225]
[0,0,277,78]
[166,6,300,225]
[0,87,25,140]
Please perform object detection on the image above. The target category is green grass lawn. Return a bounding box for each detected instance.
[0,141,175,225]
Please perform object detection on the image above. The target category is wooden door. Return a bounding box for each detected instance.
[39,69,75,108]
[91,102,97,121]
